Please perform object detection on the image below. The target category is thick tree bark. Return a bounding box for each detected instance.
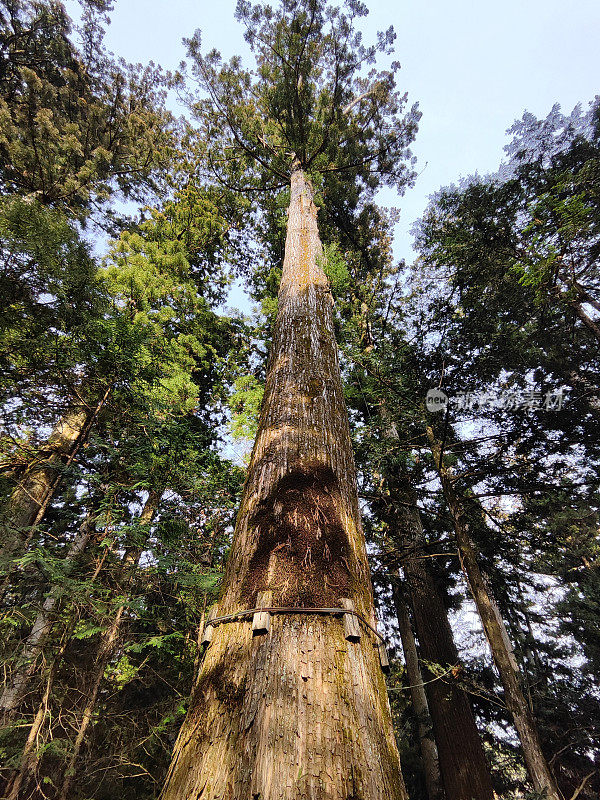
[385,479,495,800]
[426,426,562,800]
[0,516,95,721]
[393,588,444,800]
[57,490,161,800]
[161,165,407,800]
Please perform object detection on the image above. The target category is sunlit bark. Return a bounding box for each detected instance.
[161,164,408,800]
[1,389,110,600]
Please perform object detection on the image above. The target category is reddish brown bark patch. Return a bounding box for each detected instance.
[243,466,352,606]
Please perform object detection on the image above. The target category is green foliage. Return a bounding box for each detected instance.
[227,374,265,441]
[2,1,598,798]
[414,98,600,388]
[318,242,350,295]
[185,0,419,198]
[0,0,175,217]
[0,196,99,405]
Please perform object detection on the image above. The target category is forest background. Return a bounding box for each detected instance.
[0,1,599,799]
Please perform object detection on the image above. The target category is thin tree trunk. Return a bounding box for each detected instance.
[58,491,161,800]
[2,628,71,800]
[385,478,495,800]
[426,425,562,800]
[376,411,493,800]
[161,164,408,800]
[569,298,600,344]
[59,607,125,797]
[0,516,95,721]
[393,588,444,800]
[0,389,110,600]
[4,685,51,800]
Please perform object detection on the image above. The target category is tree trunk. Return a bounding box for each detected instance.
[403,554,496,800]
[0,390,110,600]
[426,425,562,800]
[4,407,90,528]
[0,516,95,721]
[568,297,600,344]
[58,490,161,800]
[2,633,67,800]
[161,164,407,800]
[386,479,495,800]
[393,588,444,800]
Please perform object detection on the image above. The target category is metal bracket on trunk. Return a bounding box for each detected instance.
[200,607,217,647]
[252,590,273,635]
[338,597,361,642]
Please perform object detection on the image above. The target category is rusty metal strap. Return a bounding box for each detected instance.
[205,606,387,643]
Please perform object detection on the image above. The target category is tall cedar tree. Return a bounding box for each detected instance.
[161,1,419,798]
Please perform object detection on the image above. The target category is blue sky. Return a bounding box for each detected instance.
[68,0,599,265]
